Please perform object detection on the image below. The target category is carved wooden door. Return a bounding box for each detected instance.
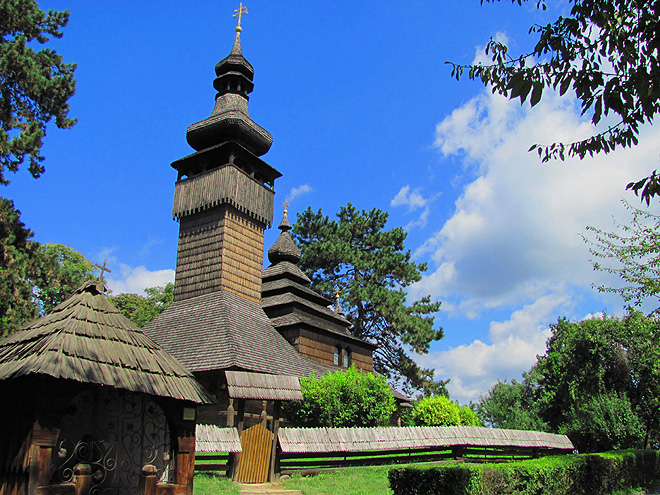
[51,388,172,495]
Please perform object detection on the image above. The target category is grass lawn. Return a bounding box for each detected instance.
[280,466,393,495]
[193,473,240,495]
[193,463,431,495]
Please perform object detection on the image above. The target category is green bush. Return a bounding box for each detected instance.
[282,366,396,427]
[560,391,644,453]
[459,405,481,427]
[388,450,660,495]
[413,396,461,426]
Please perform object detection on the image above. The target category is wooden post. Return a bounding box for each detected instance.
[227,398,235,427]
[230,399,246,480]
[74,464,91,495]
[176,434,196,490]
[268,401,281,482]
[28,421,59,495]
[138,464,157,495]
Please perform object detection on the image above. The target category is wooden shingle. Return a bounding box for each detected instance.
[0,281,213,404]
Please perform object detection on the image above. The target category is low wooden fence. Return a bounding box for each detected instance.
[194,425,575,475]
[278,445,568,473]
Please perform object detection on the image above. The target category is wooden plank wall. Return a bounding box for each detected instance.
[174,205,265,303]
[296,334,373,372]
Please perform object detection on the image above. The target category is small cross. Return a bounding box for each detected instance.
[93,259,112,282]
[335,286,341,300]
[283,200,289,213]
[234,2,248,31]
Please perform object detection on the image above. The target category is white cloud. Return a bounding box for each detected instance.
[106,264,175,295]
[391,185,434,229]
[411,44,660,403]
[391,185,428,210]
[288,184,313,202]
[420,292,572,404]
[411,88,660,312]
[138,238,164,257]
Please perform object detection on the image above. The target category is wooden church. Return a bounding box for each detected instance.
[141,14,378,434]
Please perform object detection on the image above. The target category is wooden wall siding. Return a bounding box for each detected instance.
[296,336,373,372]
[234,424,273,484]
[278,426,574,454]
[174,205,265,303]
[172,165,275,226]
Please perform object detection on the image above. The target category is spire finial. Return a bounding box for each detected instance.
[283,200,289,213]
[334,286,344,315]
[234,2,248,32]
[93,259,112,282]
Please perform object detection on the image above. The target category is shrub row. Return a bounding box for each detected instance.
[388,449,660,495]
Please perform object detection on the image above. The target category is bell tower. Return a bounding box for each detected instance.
[170,14,281,303]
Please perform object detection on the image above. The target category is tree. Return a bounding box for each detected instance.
[293,203,444,394]
[459,404,481,427]
[585,202,660,314]
[475,376,547,431]
[533,312,659,451]
[0,197,40,336]
[0,198,95,336]
[282,366,396,427]
[449,0,660,204]
[109,283,174,328]
[33,243,96,313]
[412,396,461,426]
[474,311,660,451]
[0,0,77,184]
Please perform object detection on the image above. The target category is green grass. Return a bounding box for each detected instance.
[281,465,394,495]
[192,462,450,495]
[193,472,240,495]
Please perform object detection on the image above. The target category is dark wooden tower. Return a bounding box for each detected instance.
[143,23,330,423]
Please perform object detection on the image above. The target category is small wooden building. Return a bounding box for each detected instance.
[0,280,213,495]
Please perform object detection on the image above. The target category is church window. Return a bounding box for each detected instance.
[343,348,351,368]
[334,345,341,366]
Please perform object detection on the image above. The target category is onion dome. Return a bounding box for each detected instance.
[186,28,273,156]
[268,209,301,264]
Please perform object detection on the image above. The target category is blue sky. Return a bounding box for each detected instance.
[6,1,660,404]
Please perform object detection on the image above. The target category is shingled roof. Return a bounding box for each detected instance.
[262,212,373,348]
[142,289,331,377]
[0,281,212,404]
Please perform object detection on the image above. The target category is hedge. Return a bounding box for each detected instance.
[388,449,660,495]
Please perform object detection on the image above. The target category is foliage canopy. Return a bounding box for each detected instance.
[585,202,660,314]
[0,198,95,336]
[476,374,547,431]
[0,0,77,184]
[109,283,174,328]
[282,366,396,427]
[449,0,660,203]
[293,203,444,394]
[475,311,660,452]
[412,396,461,427]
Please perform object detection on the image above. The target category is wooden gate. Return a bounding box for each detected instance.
[234,424,274,483]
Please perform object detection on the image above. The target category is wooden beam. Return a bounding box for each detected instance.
[268,401,281,482]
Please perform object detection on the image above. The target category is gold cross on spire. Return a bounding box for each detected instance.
[283,200,289,213]
[234,2,248,32]
[335,286,341,300]
[93,259,112,282]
